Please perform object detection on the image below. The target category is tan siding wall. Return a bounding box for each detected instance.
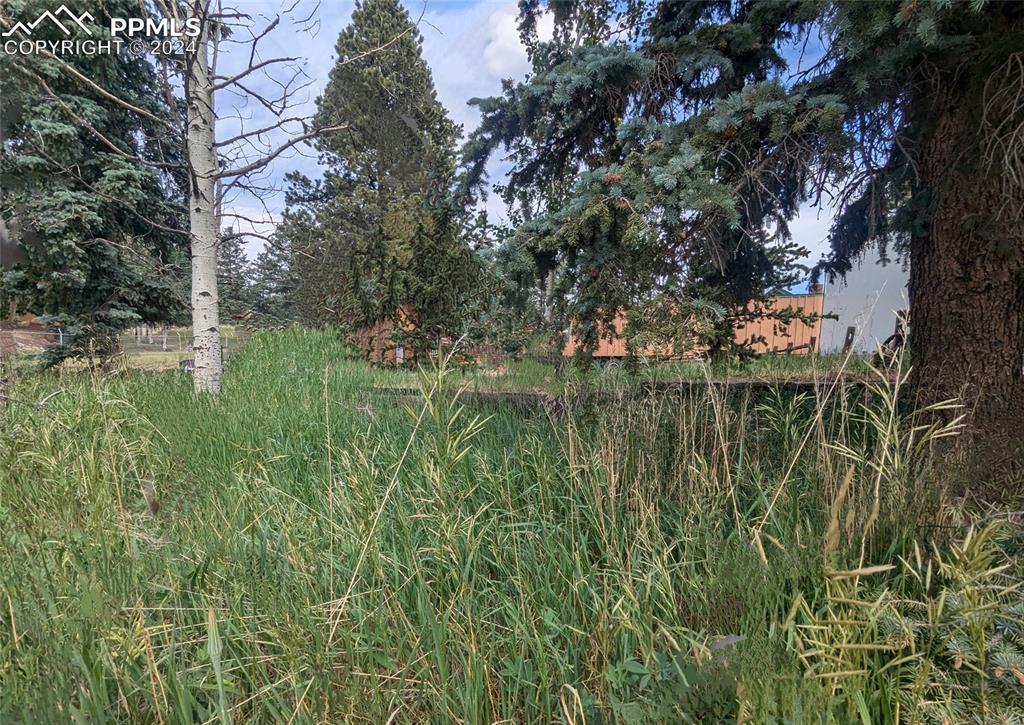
[565,293,825,359]
[359,294,825,363]
[733,293,824,354]
[348,306,415,364]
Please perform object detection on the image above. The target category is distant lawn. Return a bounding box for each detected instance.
[8,326,254,372]
[125,350,193,370]
[12,324,881,383]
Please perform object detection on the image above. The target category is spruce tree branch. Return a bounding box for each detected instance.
[26,143,189,239]
[14,64,182,170]
[29,46,178,132]
[95,237,184,274]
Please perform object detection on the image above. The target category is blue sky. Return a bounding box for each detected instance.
[218,0,835,266]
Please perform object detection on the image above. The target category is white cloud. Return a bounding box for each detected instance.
[788,200,835,264]
[482,5,552,79]
[415,1,561,225]
[419,1,554,129]
[417,1,554,225]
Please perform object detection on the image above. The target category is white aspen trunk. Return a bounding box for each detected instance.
[187,9,222,395]
[161,325,168,352]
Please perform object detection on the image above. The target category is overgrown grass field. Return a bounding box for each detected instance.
[2,329,1022,722]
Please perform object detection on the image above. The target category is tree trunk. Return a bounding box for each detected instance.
[909,70,1024,467]
[187,9,223,395]
[543,267,556,324]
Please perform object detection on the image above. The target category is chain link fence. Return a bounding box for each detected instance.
[1,325,251,369]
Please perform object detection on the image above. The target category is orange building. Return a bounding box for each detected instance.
[564,291,824,360]
[348,306,416,364]
[357,292,825,364]
[733,291,824,354]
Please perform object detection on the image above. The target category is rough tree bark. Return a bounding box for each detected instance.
[543,267,556,324]
[909,64,1024,464]
[186,8,223,395]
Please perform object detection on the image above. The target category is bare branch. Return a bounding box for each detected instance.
[226,62,314,117]
[221,210,276,226]
[213,56,301,91]
[217,125,346,179]
[214,116,308,147]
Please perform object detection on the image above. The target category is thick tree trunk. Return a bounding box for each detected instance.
[909,71,1024,466]
[187,11,223,395]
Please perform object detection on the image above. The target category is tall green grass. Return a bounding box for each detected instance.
[443,349,876,397]
[1,328,1021,722]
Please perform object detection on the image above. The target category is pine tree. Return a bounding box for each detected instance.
[463,0,1024,451]
[250,238,298,325]
[293,0,479,354]
[315,0,458,193]
[278,172,332,327]
[215,231,253,321]
[0,0,186,365]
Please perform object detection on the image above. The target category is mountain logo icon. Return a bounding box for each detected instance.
[3,5,94,37]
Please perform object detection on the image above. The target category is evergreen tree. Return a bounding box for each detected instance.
[463,0,1024,449]
[215,231,253,321]
[0,0,186,365]
[315,0,458,194]
[389,199,483,351]
[293,0,479,354]
[476,237,549,356]
[250,238,298,325]
[279,172,333,327]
